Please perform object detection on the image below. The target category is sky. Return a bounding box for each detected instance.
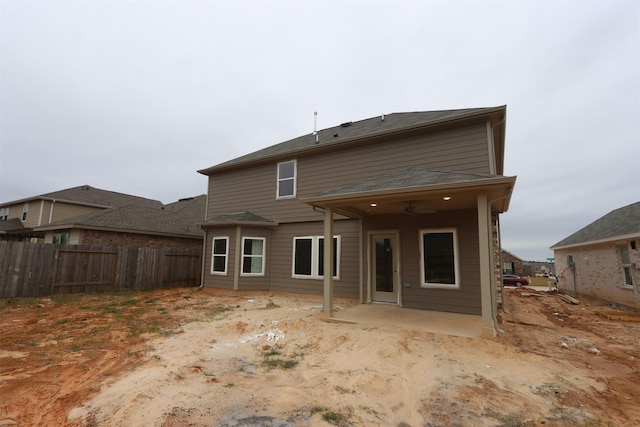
[1,0,638,262]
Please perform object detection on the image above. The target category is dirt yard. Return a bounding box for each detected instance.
[1,285,638,426]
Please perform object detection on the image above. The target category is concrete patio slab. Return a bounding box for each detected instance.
[332,303,483,338]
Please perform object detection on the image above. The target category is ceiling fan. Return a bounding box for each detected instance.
[404,201,436,215]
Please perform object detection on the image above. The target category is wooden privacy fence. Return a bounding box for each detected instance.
[0,241,202,298]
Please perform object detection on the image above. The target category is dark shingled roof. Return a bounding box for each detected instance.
[36,195,206,237]
[551,201,640,248]
[199,107,504,174]
[311,167,500,198]
[0,218,26,233]
[38,185,162,208]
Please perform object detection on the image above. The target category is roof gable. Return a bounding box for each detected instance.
[551,201,640,248]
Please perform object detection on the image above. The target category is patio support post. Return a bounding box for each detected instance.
[233,225,241,290]
[477,194,496,338]
[322,207,334,316]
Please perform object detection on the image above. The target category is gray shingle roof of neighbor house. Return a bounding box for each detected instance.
[551,201,640,249]
[198,106,506,174]
[3,185,163,208]
[0,218,25,233]
[35,195,207,238]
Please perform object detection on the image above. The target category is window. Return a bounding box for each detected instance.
[211,237,229,275]
[52,232,69,245]
[293,235,340,279]
[419,229,460,289]
[277,160,296,199]
[502,262,515,274]
[21,203,29,221]
[241,237,265,276]
[0,207,8,220]
[619,244,633,287]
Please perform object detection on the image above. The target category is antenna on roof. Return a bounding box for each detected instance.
[313,111,318,135]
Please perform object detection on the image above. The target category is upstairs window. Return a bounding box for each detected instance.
[419,229,460,289]
[21,203,29,221]
[0,207,8,220]
[211,237,229,275]
[277,160,296,199]
[241,237,265,276]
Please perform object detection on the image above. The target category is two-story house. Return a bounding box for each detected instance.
[198,106,516,338]
[0,185,205,250]
[0,185,162,241]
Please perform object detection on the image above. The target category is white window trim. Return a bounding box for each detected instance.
[211,236,229,275]
[618,244,634,288]
[419,228,460,289]
[292,235,341,280]
[240,236,266,277]
[276,159,297,199]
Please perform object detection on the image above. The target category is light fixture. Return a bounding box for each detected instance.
[370,203,377,207]
[443,196,451,201]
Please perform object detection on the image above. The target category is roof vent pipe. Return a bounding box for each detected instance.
[313,111,317,135]
[381,114,385,121]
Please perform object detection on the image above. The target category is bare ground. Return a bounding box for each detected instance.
[0,286,638,426]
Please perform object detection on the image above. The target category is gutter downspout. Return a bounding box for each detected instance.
[198,194,209,289]
[487,187,513,335]
[48,199,56,224]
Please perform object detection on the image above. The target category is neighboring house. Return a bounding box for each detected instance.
[0,185,206,250]
[198,106,516,338]
[551,201,640,308]
[34,195,206,250]
[0,185,161,241]
[501,249,525,276]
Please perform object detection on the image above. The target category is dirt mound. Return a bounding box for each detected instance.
[1,287,638,426]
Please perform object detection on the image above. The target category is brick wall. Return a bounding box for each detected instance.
[501,251,524,276]
[80,229,202,251]
[554,239,639,308]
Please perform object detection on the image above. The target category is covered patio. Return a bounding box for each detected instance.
[303,167,516,339]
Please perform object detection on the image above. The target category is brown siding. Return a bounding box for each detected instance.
[206,123,490,223]
[365,209,481,315]
[4,201,35,226]
[203,227,238,290]
[202,226,272,291]
[268,219,360,299]
[50,202,102,224]
[236,227,272,291]
[13,199,106,228]
[202,221,360,298]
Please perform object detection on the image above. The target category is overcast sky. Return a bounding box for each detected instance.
[1,0,638,261]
